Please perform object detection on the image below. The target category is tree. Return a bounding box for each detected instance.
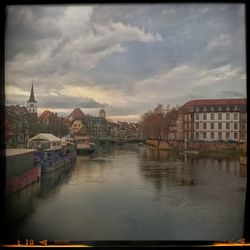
[141,104,179,146]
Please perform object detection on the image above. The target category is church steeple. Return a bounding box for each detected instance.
[27,79,38,118]
[27,81,37,103]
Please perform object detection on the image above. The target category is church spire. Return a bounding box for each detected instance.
[27,79,37,103]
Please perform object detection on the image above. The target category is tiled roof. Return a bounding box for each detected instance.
[68,108,85,120]
[182,98,246,108]
[39,110,53,120]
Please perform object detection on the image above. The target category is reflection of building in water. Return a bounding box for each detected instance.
[138,147,195,191]
[5,181,40,227]
[138,147,244,192]
[40,162,74,195]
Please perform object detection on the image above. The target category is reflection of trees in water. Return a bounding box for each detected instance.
[138,147,245,192]
[138,148,196,192]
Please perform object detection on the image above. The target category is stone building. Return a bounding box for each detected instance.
[176,98,247,142]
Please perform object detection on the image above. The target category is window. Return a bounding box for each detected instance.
[241,133,246,140]
[211,114,214,120]
[226,132,230,140]
[203,123,207,129]
[234,132,238,139]
[218,106,222,111]
[203,113,207,120]
[211,106,215,111]
[196,114,199,120]
[210,132,214,139]
[203,132,206,139]
[234,123,238,130]
[218,123,222,129]
[211,123,214,129]
[196,132,199,139]
[218,132,222,139]
[234,105,238,111]
[204,107,207,112]
[226,106,230,111]
[195,107,199,112]
[226,114,230,120]
[242,123,246,130]
[234,113,238,120]
[218,114,222,120]
[196,123,199,129]
[226,123,230,130]
[30,104,34,107]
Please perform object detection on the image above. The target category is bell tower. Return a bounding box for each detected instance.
[27,79,37,118]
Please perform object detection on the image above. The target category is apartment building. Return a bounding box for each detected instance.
[177,98,247,142]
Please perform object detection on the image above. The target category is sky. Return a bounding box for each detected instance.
[5,4,246,122]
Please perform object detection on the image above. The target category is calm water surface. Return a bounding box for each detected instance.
[5,144,247,241]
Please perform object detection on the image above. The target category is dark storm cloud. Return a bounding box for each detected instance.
[88,4,245,87]
[39,95,106,109]
[5,6,64,60]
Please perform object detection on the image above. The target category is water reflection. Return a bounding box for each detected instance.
[5,181,40,227]
[138,147,245,193]
[40,161,75,197]
[4,144,247,241]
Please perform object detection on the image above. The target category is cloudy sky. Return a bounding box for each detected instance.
[5,4,246,122]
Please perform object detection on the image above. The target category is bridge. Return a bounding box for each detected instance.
[95,137,145,145]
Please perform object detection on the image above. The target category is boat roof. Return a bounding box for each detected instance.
[28,133,61,142]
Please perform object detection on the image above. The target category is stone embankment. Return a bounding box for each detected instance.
[145,139,245,153]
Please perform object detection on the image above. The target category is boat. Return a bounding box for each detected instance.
[74,136,96,154]
[27,133,77,173]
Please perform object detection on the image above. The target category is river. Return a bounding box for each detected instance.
[4,143,247,242]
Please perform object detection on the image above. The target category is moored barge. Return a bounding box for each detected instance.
[28,133,77,173]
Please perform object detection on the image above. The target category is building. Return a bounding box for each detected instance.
[27,82,37,119]
[99,109,106,119]
[70,119,88,136]
[67,108,85,122]
[177,98,247,142]
[85,115,108,138]
[5,105,30,146]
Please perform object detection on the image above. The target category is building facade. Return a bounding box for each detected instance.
[85,116,108,138]
[177,98,247,142]
[99,109,106,119]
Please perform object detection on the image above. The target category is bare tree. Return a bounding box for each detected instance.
[141,104,179,146]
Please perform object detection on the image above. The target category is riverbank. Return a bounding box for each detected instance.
[144,139,246,155]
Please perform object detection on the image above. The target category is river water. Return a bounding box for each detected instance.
[4,143,247,242]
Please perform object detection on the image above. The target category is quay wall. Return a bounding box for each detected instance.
[5,149,41,195]
[145,140,243,152]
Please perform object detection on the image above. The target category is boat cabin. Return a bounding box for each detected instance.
[27,133,62,150]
